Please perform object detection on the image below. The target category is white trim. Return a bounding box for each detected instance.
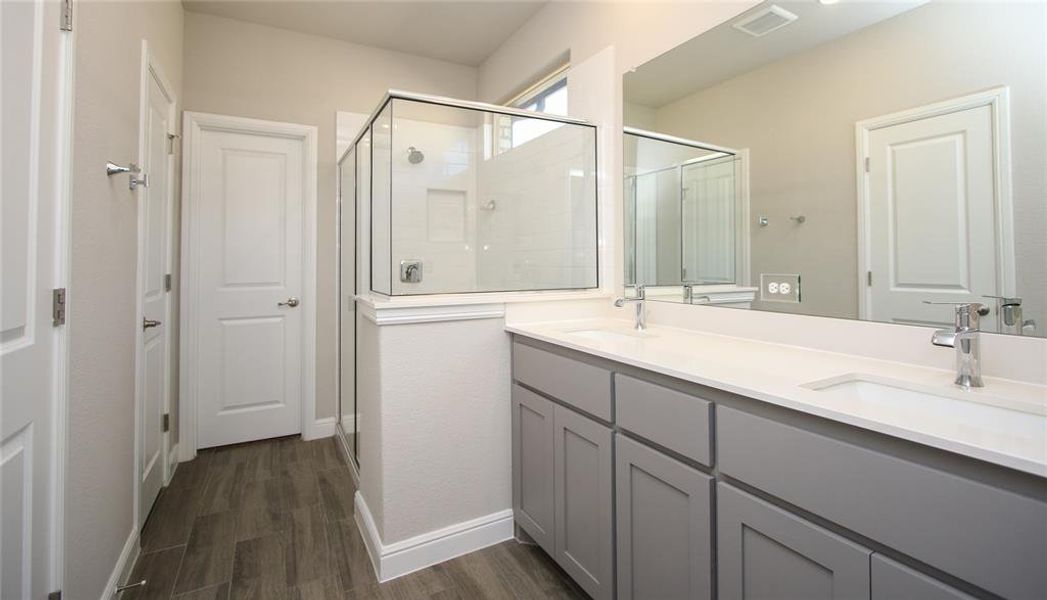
[736,149,752,287]
[179,112,318,460]
[165,444,179,485]
[133,39,177,532]
[51,3,76,591]
[855,87,1015,320]
[354,492,513,582]
[358,300,506,326]
[305,416,336,441]
[99,528,139,600]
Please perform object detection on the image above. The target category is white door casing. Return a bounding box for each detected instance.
[857,88,1014,328]
[181,113,317,456]
[1,0,73,596]
[135,41,176,530]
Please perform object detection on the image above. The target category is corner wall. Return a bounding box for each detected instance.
[66,2,184,597]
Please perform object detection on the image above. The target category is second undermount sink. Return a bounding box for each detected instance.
[802,374,1047,448]
[565,328,651,343]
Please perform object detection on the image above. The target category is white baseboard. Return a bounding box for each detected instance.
[354,491,513,582]
[304,416,336,440]
[165,443,179,485]
[100,527,139,600]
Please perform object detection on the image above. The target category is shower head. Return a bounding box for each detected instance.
[407,146,425,164]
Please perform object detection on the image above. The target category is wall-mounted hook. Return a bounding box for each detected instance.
[790,215,806,224]
[757,215,769,227]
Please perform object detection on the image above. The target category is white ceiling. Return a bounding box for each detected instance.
[625,1,925,108]
[182,0,546,66]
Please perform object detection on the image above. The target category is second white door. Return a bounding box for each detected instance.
[864,100,1006,327]
[187,114,314,449]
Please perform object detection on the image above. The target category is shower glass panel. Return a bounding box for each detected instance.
[624,129,739,287]
[370,94,598,295]
[338,144,357,462]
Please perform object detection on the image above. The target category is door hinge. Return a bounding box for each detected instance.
[864,157,870,173]
[166,133,179,155]
[52,288,67,326]
[59,0,72,31]
[867,271,873,286]
[162,413,170,433]
[164,273,172,291]
[48,590,62,600]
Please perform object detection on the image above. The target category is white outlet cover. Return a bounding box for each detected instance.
[760,273,801,303]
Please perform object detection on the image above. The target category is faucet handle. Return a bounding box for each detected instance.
[983,294,1022,306]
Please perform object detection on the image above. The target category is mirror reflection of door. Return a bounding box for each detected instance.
[861,93,1012,329]
[682,156,738,285]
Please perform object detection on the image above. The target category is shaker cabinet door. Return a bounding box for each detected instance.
[554,404,614,600]
[511,384,556,555]
[616,434,713,600]
[718,483,871,600]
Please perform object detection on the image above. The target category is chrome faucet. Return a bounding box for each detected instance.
[615,285,646,331]
[926,301,989,389]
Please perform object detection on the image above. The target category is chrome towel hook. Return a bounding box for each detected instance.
[105,161,147,190]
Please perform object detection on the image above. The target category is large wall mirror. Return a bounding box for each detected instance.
[623,1,1046,338]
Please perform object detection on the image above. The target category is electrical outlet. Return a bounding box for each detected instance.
[760,273,801,303]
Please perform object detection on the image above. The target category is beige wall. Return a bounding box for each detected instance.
[67,2,183,597]
[651,3,1047,323]
[181,12,478,423]
[478,1,755,102]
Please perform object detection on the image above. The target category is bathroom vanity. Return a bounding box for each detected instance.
[507,321,1047,600]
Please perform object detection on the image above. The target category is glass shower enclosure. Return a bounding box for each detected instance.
[624,127,744,292]
[337,91,599,467]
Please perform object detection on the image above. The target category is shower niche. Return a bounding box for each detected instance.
[336,92,599,468]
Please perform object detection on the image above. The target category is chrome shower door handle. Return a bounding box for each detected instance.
[278,297,300,308]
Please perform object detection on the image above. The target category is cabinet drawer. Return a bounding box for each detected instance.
[513,342,612,421]
[616,374,712,466]
[718,406,1047,600]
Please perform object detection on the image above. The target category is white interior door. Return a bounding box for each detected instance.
[1,0,69,596]
[188,116,310,449]
[136,50,174,528]
[866,104,1000,327]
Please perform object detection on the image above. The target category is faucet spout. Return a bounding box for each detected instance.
[615,285,647,331]
[925,302,986,389]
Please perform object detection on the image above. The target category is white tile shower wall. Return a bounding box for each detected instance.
[390,118,478,294]
[475,124,598,291]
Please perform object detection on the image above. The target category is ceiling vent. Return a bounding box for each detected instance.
[732,5,799,37]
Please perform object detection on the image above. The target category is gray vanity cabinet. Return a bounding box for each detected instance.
[616,434,713,600]
[511,384,556,555]
[554,404,614,600]
[870,555,975,600]
[717,483,871,600]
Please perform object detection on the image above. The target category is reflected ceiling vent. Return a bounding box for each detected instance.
[732,5,799,37]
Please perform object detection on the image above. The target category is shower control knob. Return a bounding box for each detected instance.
[278,297,300,308]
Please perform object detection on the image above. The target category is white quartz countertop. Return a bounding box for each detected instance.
[506,318,1047,478]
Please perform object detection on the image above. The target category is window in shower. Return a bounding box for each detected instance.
[368,93,598,296]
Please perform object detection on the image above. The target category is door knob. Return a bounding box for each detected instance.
[278,297,300,308]
[142,318,162,330]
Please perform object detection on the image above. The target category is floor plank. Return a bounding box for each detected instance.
[129,437,587,600]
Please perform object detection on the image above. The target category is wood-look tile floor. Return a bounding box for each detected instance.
[125,437,587,600]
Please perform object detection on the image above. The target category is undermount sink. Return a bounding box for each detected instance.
[802,374,1047,448]
[565,328,651,343]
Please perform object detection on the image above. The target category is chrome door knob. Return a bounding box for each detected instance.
[278,297,300,308]
[142,318,162,330]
